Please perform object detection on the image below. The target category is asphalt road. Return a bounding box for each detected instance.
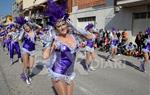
[0,42,149,95]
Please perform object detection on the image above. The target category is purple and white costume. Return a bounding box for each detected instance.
[39,26,55,48]
[84,24,96,53]
[110,33,119,48]
[142,38,150,53]
[8,30,21,59]
[21,31,36,56]
[47,35,79,84]
[85,34,96,52]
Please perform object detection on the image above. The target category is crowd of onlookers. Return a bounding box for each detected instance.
[94,28,149,58]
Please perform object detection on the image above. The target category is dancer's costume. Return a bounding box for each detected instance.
[84,24,96,53]
[8,24,21,60]
[47,35,79,84]
[45,0,89,84]
[125,43,135,51]
[110,29,119,49]
[20,29,36,56]
[142,38,150,53]
[139,28,150,72]
[1,30,10,51]
[106,28,119,61]
[39,26,55,48]
[14,17,37,56]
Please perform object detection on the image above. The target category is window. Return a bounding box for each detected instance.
[78,16,96,22]
[133,12,149,19]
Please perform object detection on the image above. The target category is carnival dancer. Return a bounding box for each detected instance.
[139,28,150,72]
[84,23,97,71]
[19,22,39,85]
[7,23,21,64]
[106,28,119,62]
[43,0,95,95]
[14,16,42,84]
[1,28,10,52]
[0,25,6,49]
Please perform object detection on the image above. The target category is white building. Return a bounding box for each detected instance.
[70,0,150,41]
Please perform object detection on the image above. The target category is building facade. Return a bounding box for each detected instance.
[12,0,23,17]
[70,0,150,41]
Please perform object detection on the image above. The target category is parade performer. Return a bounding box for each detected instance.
[84,23,97,71]
[139,28,150,72]
[20,23,37,85]
[7,23,21,64]
[1,28,10,52]
[106,28,119,62]
[43,0,95,95]
[15,16,43,84]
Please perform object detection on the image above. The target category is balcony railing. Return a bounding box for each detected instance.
[117,0,144,5]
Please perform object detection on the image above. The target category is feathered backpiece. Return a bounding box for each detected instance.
[85,23,94,31]
[46,0,68,26]
[15,16,27,26]
[146,28,150,35]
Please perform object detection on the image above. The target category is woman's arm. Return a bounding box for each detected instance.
[66,19,94,40]
[18,29,25,41]
[43,41,55,59]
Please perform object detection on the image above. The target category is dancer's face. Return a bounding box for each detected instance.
[56,21,68,35]
[24,24,31,33]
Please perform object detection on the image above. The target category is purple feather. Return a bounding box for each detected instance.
[85,23,94,31]
[46,0,68,26]
[8,23,16,30]
[0,24,3,29]
[146,28,150,35]
[15,16,27,26]
[0,30,7,37]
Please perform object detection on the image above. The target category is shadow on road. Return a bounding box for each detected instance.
[30,62,44,78]
[76,58,87,70]
[97,54,107,60]
[11,59,19,65]
[120,60,142,72]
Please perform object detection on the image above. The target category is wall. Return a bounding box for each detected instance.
[23,0,46,9]
[70,0,149,42]
[70,0,115,29]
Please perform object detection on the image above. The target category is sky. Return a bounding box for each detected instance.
[0,0,15,17]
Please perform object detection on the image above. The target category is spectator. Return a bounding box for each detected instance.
[135,32,144,53]
[122,29,129,44]
[96,29,105,48]
[125,42,135,56]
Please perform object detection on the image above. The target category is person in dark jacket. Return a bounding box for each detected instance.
[135,32,144,53]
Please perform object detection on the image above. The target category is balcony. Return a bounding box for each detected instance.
[117,0,144,5]
[116,0,150,7]
[75,0,106,9]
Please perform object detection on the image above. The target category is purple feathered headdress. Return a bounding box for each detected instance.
[85,23,94,31]
[146,28,150,35]
[46,0,68,26]
[15,16,27,26]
